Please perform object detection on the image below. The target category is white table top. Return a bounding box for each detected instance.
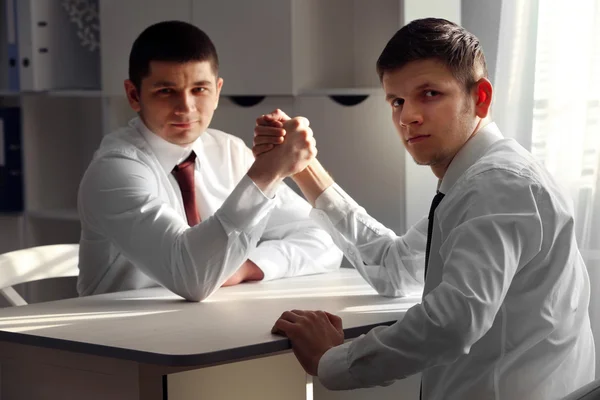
[0,269,420,367]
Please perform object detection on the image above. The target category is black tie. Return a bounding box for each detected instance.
[424,191,445,279]
[420,190,444,400]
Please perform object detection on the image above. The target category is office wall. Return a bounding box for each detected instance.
[461,0,503,84]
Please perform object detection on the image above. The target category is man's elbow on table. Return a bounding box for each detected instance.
[176,286,213,303]
[174,260,265,302]
[168,274,218,303]
[367,275,423,299]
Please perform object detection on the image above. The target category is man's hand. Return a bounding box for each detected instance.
[247,109,317,193]
[253,109,288,157]
[221,260,264,287]
[272,310,344,376]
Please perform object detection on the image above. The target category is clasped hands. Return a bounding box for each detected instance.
[248,109,316,184]
[251,108,345,377]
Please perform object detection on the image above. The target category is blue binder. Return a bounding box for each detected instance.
[5,0,19,91]
[0,107,23,212]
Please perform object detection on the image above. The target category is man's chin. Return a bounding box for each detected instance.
[411,155,433,166]
[167,129,204,146]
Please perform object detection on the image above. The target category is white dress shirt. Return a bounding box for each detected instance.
[312,123,595,399]
[77,117,342,301]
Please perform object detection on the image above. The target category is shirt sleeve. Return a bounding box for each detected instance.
[315,170,544,390]
[247,182,343,280]
[78,151,277,302]
[311,183,427,297]
[240,146,343,279]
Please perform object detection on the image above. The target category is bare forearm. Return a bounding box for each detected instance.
[221,259,265,287]
[292,159,335,206]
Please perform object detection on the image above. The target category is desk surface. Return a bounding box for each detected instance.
[0,269,419,367]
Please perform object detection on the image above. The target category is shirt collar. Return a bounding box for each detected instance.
[130,117,204,174]
[438,122,504,194]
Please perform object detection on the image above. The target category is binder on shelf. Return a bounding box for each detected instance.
[0,0,5,91]
[5,0,19,91]
[0,107,23,212]
[17,0,100,91]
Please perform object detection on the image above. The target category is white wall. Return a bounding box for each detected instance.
[461,0,503,84]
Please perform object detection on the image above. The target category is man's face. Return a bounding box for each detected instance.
[383,59,479,172]
[125,60,223,146]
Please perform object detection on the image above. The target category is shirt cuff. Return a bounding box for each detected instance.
[218,174,277,232]
[313,184,363,226]
[318,341,359,390]
[247,243,289,281]
[248,173,280,199]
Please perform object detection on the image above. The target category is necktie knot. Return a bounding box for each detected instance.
[428,191,445,220]
[172,151,200,226]
[172,152,197,192]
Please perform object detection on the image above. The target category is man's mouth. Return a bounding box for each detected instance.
[406,135,430,144]
[171,121,197,128]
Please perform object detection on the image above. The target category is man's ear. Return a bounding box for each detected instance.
[214,77,224,110]
[473,78,493,119]
[124,79,142,113]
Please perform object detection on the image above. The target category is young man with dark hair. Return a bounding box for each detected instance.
[77,21,342,301]
[255,18,595,399]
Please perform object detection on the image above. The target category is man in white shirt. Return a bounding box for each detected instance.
[77,21,342,301]
[254,18,596,400]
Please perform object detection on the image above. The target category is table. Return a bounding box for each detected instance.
[0,269,421,400]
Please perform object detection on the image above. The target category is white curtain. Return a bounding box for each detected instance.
[495,0,600,377]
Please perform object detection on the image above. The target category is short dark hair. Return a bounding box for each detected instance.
[376,18,487,91]
[128,20,219,90]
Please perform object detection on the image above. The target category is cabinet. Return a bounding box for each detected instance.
[99,0,193,96]
[193,0,294,95]
[192,0,404,95]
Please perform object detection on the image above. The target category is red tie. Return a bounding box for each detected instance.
[172,151,201,227]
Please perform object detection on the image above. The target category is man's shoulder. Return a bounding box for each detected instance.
[449,138,572,213]
[465,139,543,188]
[438,140,549,213]
[82,124,159,184]
[97,125,148,157]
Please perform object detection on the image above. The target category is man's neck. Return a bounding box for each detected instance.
[430,117,492,180]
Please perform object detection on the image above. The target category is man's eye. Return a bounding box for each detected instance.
[192,87,207,94]
[157,88,173,95]
[392,98,404,107]
[424,90,440,97]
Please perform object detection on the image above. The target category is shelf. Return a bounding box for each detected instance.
[46,90,103,98]
[2,90,103,98]
[27,209,80,222]
[0,91,21,97]
[0,212,25,217]
[298,88,383,96]
[15,90,104,98]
